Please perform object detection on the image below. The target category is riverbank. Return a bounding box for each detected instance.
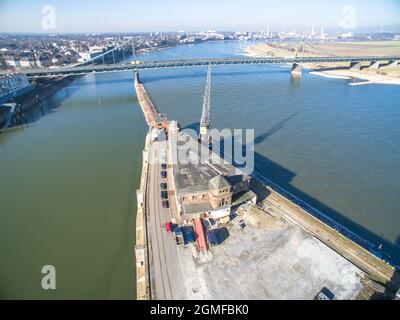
[310,68,400,85]
[245,41,400,58]
[245,43,400,85]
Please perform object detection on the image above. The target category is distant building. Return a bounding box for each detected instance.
[36,55,50,68]
[0,55,7,69]
[199,30,225,40]
[3,55,20,68]
[78,50,103,62]
[19,56,36,68]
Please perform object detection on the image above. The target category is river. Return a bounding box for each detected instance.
[0,41,399,298]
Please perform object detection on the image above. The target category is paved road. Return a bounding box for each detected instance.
[147,140,187,300]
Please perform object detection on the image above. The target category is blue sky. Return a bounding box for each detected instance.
[0,0,399,33]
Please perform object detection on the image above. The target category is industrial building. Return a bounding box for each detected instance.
[168,121,257,221]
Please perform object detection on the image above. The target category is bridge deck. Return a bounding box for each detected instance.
[2,55,400,78]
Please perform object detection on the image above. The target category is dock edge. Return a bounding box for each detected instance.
[134,132,151,300]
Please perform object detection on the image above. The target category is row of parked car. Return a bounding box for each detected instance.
[160,149,169,208]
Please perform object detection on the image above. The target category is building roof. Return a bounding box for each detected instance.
[231,189,257,206]
[172,131,250,196]
[2,55,16,61]
[209,174,230,190]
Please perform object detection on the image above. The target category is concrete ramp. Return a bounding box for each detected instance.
[369,61,381,70]
[349,62,362,71]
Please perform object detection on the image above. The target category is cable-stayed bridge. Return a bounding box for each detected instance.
[2,55,399,78]
[1,38,399,78]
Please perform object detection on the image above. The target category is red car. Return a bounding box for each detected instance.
[164,221,172,232]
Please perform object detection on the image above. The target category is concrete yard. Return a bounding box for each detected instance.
[176,207,366,300]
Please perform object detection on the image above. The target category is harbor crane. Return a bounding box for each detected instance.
[199,64,212,146]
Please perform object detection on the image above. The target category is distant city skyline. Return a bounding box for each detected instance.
[0,0,399,33]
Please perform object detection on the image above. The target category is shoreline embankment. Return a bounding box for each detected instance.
[244,43,400,86]
[134,131,151,300]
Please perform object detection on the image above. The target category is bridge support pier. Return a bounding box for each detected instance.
[134,69,140,85]
[349,62,362,71]
[290,63,302,77]
[388,60,399,67]
[369,61,381,70]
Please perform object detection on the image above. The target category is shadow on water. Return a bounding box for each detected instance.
[289,75,302,88]
[182,122,200,132]
[67,78,134,87]
[252,149,400,269]
[142,69,288,84]
[254,111,299,145]
[0,79,81,136]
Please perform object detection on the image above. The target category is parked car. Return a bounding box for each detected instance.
[160,149,166,162]
[160,170,167,178]
[161,191,168,199]
[160,182,167,190]
[164,221,172,232]
[161,163,167,170]
[162,200,169,208]
[174,227,184,246]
